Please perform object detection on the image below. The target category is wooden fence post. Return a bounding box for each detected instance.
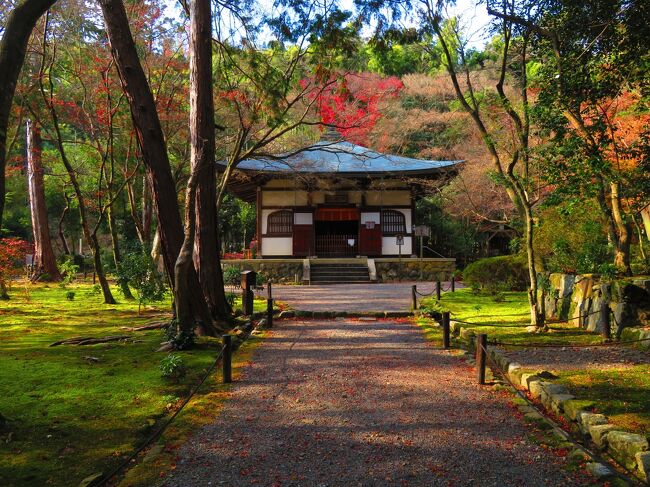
[442,311,450,350]
[411,285,417,310]
[476,333,487,385]
[267,298,274,328]
[601,301,611,340]
[436,280,441,300]
[222,334,232,384]
[451,275,455,292]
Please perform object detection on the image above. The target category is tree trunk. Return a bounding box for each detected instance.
[0,0,57,230]
[142,174,152,248]
[57,194,72,255]
[98,0,219,333]
[26,119,61,281]
[107,202,134,299]
[189,0,232,321]
[610,182,632,275]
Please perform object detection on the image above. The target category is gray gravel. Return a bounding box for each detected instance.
[165,318,587,487]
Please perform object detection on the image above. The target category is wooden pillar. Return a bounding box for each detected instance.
[256,186,262,257]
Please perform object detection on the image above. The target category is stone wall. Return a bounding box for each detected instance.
[544,273,650,337]
[222,259,303,284]
[374,258,456,282]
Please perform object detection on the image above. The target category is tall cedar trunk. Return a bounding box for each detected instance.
[190,0,232,320]
[26,119,61,281]
[107,202,134,298]
[98,0,218,333]
[0,0,57,230]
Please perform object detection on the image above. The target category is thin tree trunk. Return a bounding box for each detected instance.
[107,202,134,298]
[98,0,218,333]
[0,0,58,230]
[57,193,72,255]
[190,0,231,320]
[26,119,61,281]
[142,174,152,247]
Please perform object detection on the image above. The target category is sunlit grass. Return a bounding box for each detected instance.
[421,288,603,346]
[0,280,264,487]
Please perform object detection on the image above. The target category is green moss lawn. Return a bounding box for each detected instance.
[421,288,603,346]
[0,281,265,487]
[420,288,650,435]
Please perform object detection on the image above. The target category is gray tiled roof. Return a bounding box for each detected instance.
[226,140,461,175]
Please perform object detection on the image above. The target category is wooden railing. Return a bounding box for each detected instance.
[315,234,358,257]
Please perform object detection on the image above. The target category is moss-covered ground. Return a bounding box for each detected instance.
[0,281,267,487]
[421,288,603,346]
[420,288,650,435]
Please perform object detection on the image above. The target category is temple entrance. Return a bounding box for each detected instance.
[314,208,359,257]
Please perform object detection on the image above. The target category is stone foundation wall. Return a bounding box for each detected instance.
[545,273,650,337]
[374,258,456,282]
[222,259,303,284]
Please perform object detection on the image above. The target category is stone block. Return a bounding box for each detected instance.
[577,412,608,435]
[528,379,549,399]
[585,462,615,481]
[563,400,595,421]
[607,431,649,470]
[635,451,650,483]
[520,373,540,390]
[548,393,576,416]
[588,424,618,449]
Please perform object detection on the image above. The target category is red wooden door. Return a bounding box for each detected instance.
[359,224,382,256]
[293,224,314,257]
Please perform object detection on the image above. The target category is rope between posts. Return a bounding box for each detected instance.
[450,308,603,327]
[414,287,438,297]
[478,342,644,486]
[490,336,650,349]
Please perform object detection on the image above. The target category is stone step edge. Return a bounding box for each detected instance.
[277,309,413,319]
[450,321,650,484]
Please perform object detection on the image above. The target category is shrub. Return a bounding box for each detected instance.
[223,266,241,289]
[0,238,30,299]
[160,354,186,380]
[65,290,75,301]
[463,255,529,293]
[116,252,167,313]
[58,258,79,286]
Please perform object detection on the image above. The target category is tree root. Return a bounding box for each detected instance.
[50,335,131,346]
[119,322,166,332]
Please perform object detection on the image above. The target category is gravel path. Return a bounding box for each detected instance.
[165,318,585,487]
[270,282,458,313]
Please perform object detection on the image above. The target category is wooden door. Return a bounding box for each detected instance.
[359,223,382,256]
[293,224,313,257]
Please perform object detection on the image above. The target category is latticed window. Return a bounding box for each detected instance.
[267,210,293,235]
[382,210,406,235]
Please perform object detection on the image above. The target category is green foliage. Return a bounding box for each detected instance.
[58,258,79,285]
[535,201,615,274]
[225,292,236,308]
[418,299,445,317]
[159,354,186,380]
[65,290,75,301]
[463,255,529,293]
[165,321,196,351]
[116,252,167,311]
[223,266,241,288]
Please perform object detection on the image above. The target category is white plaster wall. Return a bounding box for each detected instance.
[262,190,308,206]
[294,212,313,225]
[361,212,380,224]
[365,190,411,206]
[382,236,413,255]
[261,237,293,256]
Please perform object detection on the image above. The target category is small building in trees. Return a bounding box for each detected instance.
[224,135,461,259]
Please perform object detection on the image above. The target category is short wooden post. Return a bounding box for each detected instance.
[442,311,450,350]
[267,298,274,327]
[93,271,96,284]
[267,280,272,300]
[601,301,611,340]
[436,280,441,300]
[222,334,232,384]
[411,285,417,310]
[451,275,455,292]
[477,333,487,385]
